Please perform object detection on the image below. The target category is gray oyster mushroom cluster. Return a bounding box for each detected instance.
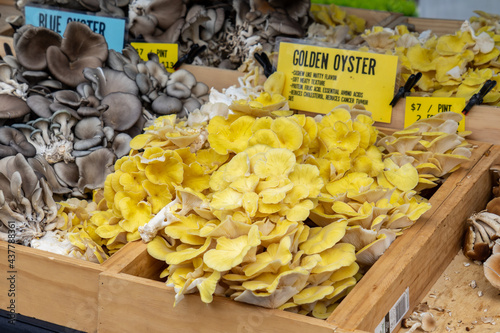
[129,0,311,69]
[0,154,60,246]
[0,22,210,199]
[16,0,312,69]
[106,46,209,118]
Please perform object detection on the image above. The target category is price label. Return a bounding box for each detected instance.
[277,41,398,123]
[405,97,466,131]
[130,42,178,73]
[24,5,126,51]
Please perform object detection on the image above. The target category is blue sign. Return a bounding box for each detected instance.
[24,5,126,51]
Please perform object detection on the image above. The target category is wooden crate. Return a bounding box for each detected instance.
[96,140,491,333]
[1,243,95,331]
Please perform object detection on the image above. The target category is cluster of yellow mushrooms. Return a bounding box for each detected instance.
[49,68,473,318]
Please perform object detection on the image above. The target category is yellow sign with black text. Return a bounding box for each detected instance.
[405,97,465,131]
[276,42,398,123]
[130,42,178,73]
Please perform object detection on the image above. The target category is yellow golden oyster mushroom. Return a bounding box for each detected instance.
[207,115,255,154]
[263,71,286,94]
[147,235,175,261]
[243,236,293,276]
[300,220,348,255]
[203,225,261,271]
[436,30,475,56]
[326,172,374,199]
[165,237,212,265]
[382,159,419,192]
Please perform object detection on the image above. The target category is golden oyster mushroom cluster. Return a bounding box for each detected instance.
[378,112,473,191]
[52,71,472,318]
[308,4,366,45]
[361,19,500,104]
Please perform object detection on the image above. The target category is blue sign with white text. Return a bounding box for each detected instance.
[24,5,126,51]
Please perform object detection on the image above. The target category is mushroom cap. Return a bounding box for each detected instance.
[151,95,182,115]
[166,82,191,99]
[28,155,72,195]
[167,69,197,89]
[26,95,53,118]
[49,103,81,120]
[75,148,115,192]
[46,22,108,88]
[484,253,500,289]
[83,67,139,100]
[486,197,500,216]
[74,117,103,140]
[14,24,62,71]
[53,90,83,108]
[46,46,103,88]
[0,153,39,199]
[101,92,142,131]
[58,21,108,62]
[112,133,132,158]
[0,127,36,157]
[146,0,187,31]
[53,161,79,188]
[0,95,31,120]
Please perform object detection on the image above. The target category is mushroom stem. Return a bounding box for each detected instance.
[475,211,500,237]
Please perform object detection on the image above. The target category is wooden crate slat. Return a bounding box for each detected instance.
[98,269,368,333]
[0,241,104,332]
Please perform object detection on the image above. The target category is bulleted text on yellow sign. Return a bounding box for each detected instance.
[277,42,398,123]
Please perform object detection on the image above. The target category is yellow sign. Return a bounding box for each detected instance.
[130,42,178,73]
[405,97,466,131]
[276,42,398,123]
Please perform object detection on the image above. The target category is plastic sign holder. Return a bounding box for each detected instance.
[276,40,398,123]
[24,5,126,51]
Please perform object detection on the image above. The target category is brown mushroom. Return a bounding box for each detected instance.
[0,95,31,124]
[146,0,187,31]
[484,253,500,289]
[463,224,491,261]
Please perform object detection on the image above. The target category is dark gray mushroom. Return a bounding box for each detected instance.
[0,126,36,158]
[166,82,191,99]
[82,67,139,99]
[53,90,83,108]
[0,95,31,124]
[73,117,105,151]
[101,92,142,131]
[151,95,182,115]
[46,22,108,87]
[75,148,115,193]
[53,161,79,188]
[26,95,53,118]
[28,154,72,195]
[13,24,62,71]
